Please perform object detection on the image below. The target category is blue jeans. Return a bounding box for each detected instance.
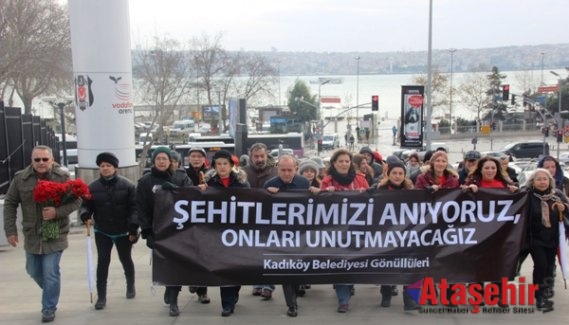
[26,251,63,312]
[335,284,353,305]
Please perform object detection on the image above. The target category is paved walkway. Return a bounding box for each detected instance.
[1,226,568,324]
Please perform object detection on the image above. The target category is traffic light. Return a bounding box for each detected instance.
[502,85,510,101]
[491,122,496,131]
[557,130,563,143]
[511,94,516,105]
[371,95,379,111]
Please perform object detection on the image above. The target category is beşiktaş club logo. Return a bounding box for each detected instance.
[407,277,550,314]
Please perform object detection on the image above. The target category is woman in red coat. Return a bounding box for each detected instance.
[319,149,368,313]
[415,151,459,191]
[464,156,517,308]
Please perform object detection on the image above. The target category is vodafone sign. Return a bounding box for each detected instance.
[408,95,423,107]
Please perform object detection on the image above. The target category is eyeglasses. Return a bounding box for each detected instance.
[33,158,50,162]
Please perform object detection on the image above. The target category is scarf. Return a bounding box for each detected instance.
[387,181,405,191]
[532,190,561,228]
[330,168,356,186]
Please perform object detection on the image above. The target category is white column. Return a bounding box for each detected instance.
[68,0,135,168]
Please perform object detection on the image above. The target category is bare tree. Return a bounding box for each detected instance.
[459,72,492,122]
[514,70,540,95]
[413,70,449,118]
[0,0,71,113]
[235,53,278,103]
[191,33,229,105]
[134,37,193,167]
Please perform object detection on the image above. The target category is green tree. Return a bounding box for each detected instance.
[486,66,508,121]
[287,80,317,122]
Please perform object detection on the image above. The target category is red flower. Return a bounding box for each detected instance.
[33,179,92,207]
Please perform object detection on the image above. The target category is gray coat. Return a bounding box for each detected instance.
[3,164,82,254]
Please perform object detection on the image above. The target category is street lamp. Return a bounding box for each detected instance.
[448,49,457,133]
[551,70,563,159]
[317,78,331,130]
[50,101,72,166]
[540,52,545,85]
[355,56,361,126]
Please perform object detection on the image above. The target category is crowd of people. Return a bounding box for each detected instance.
[3,143,568,322]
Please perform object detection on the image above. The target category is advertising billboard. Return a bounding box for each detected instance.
[400,86,424,148]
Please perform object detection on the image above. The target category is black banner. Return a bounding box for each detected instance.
[152,188,527,286]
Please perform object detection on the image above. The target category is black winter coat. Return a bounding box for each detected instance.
[527,188,569,248]
[80,174,137,235]
[137,167,192,236]
[186,164,209,185]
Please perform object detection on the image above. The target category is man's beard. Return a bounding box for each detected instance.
[253,161,266,170]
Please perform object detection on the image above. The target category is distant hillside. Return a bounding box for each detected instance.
[131,43,569,77]
[249,43,569,76]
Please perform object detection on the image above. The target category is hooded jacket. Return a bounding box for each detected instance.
[205,168,250,189]
[415,165,459,189]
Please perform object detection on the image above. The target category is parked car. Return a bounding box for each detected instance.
[499,140,549,159]
[270,148,294,159]
[322,134,340,150]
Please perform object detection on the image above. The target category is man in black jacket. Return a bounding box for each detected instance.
[263,155,309,317]
[80,152,138,310]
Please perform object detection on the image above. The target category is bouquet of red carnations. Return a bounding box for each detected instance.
[33,179,92,241]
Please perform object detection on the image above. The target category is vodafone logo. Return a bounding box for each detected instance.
[408,95,423,107]
[109,75,133,114]
[109,75,131,102]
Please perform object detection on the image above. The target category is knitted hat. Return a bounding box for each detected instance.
[188,147,206,157]
[430,150,448,164]
[387,159,406,175]
[385,155,403,166]
[96,152,119,168]
[212,150,234,166]
[310,156,325,168]
[170,150,182,162]
[152,146,172,162]
[298,160,320,175]
[359,146,374,156]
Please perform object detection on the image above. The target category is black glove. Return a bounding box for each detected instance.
[162,182,179,190]
[80,213,91,224]
[129,230,140,244]
[145,233,155,249]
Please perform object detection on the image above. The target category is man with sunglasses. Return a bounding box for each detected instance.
[3,145,82,323]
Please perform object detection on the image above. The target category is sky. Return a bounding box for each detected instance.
[128,0,567,52]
